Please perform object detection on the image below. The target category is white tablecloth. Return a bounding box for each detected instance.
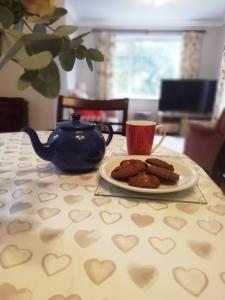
[0,132,224,300]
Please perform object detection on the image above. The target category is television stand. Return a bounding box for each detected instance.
[157,111,212,136]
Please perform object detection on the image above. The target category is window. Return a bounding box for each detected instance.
[112,33,182,99]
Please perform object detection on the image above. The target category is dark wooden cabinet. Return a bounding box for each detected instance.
[0,97,28,132]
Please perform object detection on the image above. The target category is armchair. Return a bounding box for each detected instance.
[184,109,225,173]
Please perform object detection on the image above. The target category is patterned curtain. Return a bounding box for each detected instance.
[213,45,225,119]
[180,31,204,78]
[95,31,116,99]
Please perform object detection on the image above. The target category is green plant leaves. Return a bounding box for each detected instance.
[70,37,83,49]
[86,57,93,71]
[0,31,25,69]
[75,45,87,59]
[0,4,104,98]
[31,61,60,98]
[0,5,15,28]
[36,8,67,25]
[87,48,104,61]
[59,39,75,71]
[25,33,62,57]
[55,25,77,37]
[17,70,38,91]
[20,51,52,70]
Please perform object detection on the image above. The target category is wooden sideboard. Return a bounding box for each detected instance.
[0,97,28,132]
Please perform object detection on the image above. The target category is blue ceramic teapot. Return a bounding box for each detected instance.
[23,112,113,172]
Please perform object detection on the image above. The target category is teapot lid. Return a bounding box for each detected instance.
[57,112,96,130]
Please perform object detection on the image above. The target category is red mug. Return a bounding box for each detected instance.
[126,120,166,155]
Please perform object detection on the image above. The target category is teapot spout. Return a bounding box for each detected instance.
[22,127,53,161]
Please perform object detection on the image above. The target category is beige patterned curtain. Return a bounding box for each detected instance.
[95,31,116,99]
[213,45,225,119]
[180,31,204,78]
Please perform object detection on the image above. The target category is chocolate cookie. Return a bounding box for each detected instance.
[128,172,160,188]
[145,158,174,171]
[147,165,179,183]
[111,160,146,180]
[120,159,146,169]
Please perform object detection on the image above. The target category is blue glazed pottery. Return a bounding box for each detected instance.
[23,112,113,172]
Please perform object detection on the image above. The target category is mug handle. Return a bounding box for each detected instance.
[151,125,166,154]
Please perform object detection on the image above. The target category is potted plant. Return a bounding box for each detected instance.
[0,0,104,98]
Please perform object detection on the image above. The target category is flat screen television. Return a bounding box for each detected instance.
[159,79,217,114]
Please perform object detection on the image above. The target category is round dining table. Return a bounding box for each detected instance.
[0,131,224,300]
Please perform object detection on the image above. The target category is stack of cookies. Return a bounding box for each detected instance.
[111,158,180,189]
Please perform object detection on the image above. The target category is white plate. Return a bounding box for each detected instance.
[99,155,198,194]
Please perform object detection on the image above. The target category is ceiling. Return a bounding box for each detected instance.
[66,0,225,28]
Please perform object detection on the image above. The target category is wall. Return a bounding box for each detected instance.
[1,16,225,128]
[74,25,225,120]
[199,26,225,79]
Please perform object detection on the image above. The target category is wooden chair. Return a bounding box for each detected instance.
[210,136,225,194]
[57,96,129,135]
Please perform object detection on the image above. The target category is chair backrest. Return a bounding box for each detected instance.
[57,96,129,135]
[210,136,225,194]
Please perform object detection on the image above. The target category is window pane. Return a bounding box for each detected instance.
[113,34,182,99]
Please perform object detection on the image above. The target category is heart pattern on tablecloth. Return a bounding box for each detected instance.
[7,220,32,234]
[208,204,225,215]
[0,283,32,300]
[92,197,112,206]
[149,237,176,255]
[119,199,138,208]
[64,195,83,204]
[0,245,32,268]
[40,228,64,243]
[127,264,159,288]
[173,267,208,297]
[10,202,32,214]
[197,219,223,235]
[112,234,139,252]
[74,230,102,248]
[37,208,61,220]
[100,210,122,224]
[69,210,91,223]
[42,253,72,276]
[148,202,168,210]
[14,179,32,186]
[187,240,214,258]
[84,259,116,285]
[60,183,77,191]
[131,214,154,227]
[163,216,187,231]
[0,132,224,299]
[176,203,198,214]
[220,272,225,284]
[38,192,57,202]
[12,189,32,199]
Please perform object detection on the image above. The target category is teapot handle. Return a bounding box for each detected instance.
[99,122,113,146]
